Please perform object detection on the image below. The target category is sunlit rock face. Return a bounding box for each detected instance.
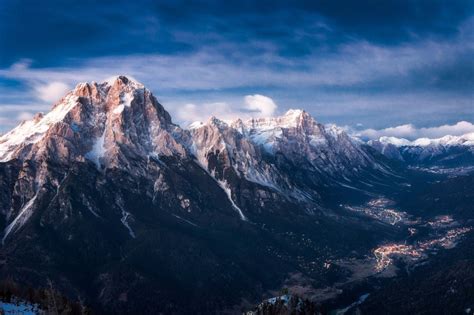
[0,76,187,168]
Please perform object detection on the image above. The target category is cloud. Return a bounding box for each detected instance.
[171,102,236,124]
[0,16,472,133]
[243,94,277,117]
[16,111,34,121]
[0,117,14,132]
[1,16,472,93]
[1,0,471,68]
[34,82,70,103]
[358,124,417,139]
[170,94,278,125]
[357,121,474,140]
[0,113,30,133]
[0,104,50,112]
[0,103,51,133]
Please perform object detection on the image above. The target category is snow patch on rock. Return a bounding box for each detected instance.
[120,210,136,239]
[216,179,247,221]
[113,104,125,114]
[121,91,134,107]
[85,129,106,169]
[2,195,37,244]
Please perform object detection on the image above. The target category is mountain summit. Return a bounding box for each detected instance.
[0,76,185,167]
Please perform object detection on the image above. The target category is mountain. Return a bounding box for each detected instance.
[0,76,187,165]
[368,134,474,168]
[188,109,397,211]
[0,76,471,314]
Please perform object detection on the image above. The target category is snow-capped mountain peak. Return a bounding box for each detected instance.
[206,116,229,129]
[241,108,314,131]
[0,76,185,165]
[103,75,145,89]
[373,133,474,148]
[377,136,412,147]
[188,121,205,130]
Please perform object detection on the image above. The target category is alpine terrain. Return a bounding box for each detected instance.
[0,76,473,314]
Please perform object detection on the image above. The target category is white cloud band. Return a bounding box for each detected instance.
[357,121,474,140]
[170,94,278,125]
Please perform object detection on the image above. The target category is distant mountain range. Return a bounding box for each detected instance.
[368,133,474,168]
[0,76,472,314]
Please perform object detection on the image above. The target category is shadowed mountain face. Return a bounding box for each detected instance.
[0,77,472,314]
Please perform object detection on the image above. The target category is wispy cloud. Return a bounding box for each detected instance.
[171,94,278,125]
[243,94,277,117]
[34,81,70,103]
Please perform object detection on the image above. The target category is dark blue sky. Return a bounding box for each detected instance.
[0,0,473,137]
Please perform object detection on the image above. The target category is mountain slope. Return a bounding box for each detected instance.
[0,76,408,313]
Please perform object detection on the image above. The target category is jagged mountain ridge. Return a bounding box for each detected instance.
[0,75,396,215]
[0,76,403,313]
[188,108,398,206]
[191,109,386,179]
[0,76,389,177]
[368,133,474,167]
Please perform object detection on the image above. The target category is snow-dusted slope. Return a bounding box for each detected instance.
[189,115,291,195]
[373,133,474,148]
[0,94,80,162]
[236,109,378,174]
[368,133,474,166]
